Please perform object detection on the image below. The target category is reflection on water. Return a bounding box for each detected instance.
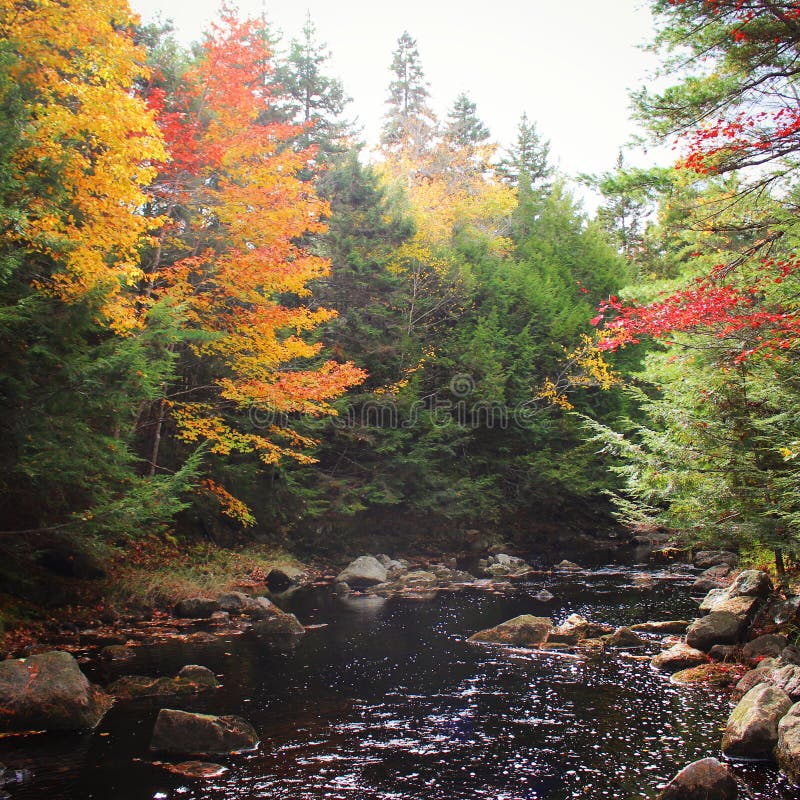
[0,565,794,799]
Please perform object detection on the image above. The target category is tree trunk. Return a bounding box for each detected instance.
[148,398,167,478]
[774,548,791,596]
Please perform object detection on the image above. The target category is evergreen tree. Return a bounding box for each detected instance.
[380,31,437,154]
[273,13,352,160]
[444,93,489,147]
[498,112,552,192]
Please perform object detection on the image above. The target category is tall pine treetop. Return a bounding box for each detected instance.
[444,93,489,147]
[498,112,552,192]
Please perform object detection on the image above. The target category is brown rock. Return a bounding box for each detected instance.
[468,615,552,646]
[149,708,259,755]
[721,683,792,760]
[657,757,738,799]
[686,612,746,652]
[631,620,690,635]
[651,643,708,673]
[776,702,800,785]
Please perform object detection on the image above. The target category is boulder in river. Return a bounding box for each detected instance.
[602,626,648,648]
[554,560,582,572]
[657,757,738,800]
[741,634,788,663]
[631,620,690,635]
[468,615,552,646]
[335,556,387,588]
[535,589,555,602]
[149,708,259,755]
[265,565,304,592]
[0,650,111,731]
[776,701,800,785]
[108,665,220,700]
[651,643,708,673]
[174,597,220,619]
[721,683,792,760]
[157,761,229,779]
[669,664,742,689]
[483,554,532,578]
[686,611,746,652]
[693,551,739,570]
[734,664,800,702]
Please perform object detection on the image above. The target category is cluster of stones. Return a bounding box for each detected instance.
[647,550,800,796]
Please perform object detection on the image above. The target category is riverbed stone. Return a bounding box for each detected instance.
[670,664,741,689]
[631,620,690,635]
[265,566,304,592]
[776,701,800,785]
[782,645,800,666]
[694,551,739,570]
[535,589,555,602]
[335,556,387,588]
[742,634,788,663]
[721,683,792,760]
[602,626,648,648]
[727,570,773,598]
[468,615,552,646]
[554,560,582,571]
[699,588,728,613]
[174,598,220,619]
[158,761,229,779]
[108,665,220,700]
[692,577,726,593]
[657,757,738,800]
[686,611,746,652]
[149,708,259,755]
[651,643,708,673]
[0,650,111,731]
[709,644,740,662]
[251,607,305,637]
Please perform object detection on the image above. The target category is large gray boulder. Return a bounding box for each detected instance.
[149,708,259,755]
[721,683,792,760]
[694,551,738,569]
[727,569,773,598]
[657,757,738,799]
[0,651,111,731]
[335,556,387,588]
[651,643,708,673]
[776,701,800,785]
[468,615,551,646]
[686,611,746,652]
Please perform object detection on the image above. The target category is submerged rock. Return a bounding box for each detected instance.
[0,650,111,731]
[468,615,552,646]
[554,560,582,572]
[657,757,738,800]
[108,665,220,700]
[535,589,555,602]
[686,611,746,652]
[149,708,259,755]
[549,614,612,644]
[157,761,229,779]
[335,556,387,588]
[776,702,800,785]
[721,683,792,760]
[651,643,708,673]
[483,554,532,578]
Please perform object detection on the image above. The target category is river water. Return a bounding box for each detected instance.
[0,562,794,799]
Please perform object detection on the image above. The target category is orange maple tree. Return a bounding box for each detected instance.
[0,0,164,331]
[143,9,365,522]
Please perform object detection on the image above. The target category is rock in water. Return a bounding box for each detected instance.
[158,761,229,779]
[554,560,582,572]
[535,589,555,602]
[657,757,738,799]
[693,551,739,570]
[467,615,552,646]
[686,611,746,652]
[651,643,708,673]
[603,627,647,648]
[335,556,387,588]
[265,565,304,591]
[174,598,220,619]
[631,620,690,635]
[149,708,259,755]
[108,665,220,700]
[0,650,111,731]
[721,683,792,760]
[776,701,800,785]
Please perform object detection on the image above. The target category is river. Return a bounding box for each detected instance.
[0,560,793,799]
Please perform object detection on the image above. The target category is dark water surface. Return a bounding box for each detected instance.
[1,564,793,799]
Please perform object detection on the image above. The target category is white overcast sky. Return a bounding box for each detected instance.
[129,0,670,193]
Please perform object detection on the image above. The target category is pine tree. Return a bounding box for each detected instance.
[380,31,437,154]
[444,93,489,147]
[273,13,351,161]
[498,112,552,192]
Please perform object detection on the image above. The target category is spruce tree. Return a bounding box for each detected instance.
[498,113,552,191]
[380,31,437,154]
[444,93,489,147]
